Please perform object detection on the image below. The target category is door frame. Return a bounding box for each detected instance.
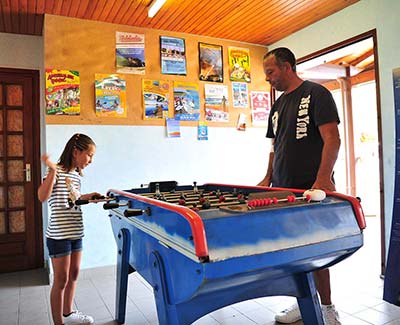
[0,67,43,271]
[297,29,385,275]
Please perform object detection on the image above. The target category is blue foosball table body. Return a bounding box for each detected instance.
[104,182,366,325]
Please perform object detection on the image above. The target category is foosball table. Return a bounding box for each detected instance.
[101,181,366,325]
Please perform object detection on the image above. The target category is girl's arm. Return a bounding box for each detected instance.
[38,155,57,202]
[79,192,103,201]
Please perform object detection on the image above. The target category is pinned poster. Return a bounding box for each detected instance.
[250,91,270,126]
[160,36,187,75]
[232,82,248,108]
[174,81,200,121]
[228,47,251,82]
[204,84,229,122]
[95,74,126,118]
[116,32,145,74]
[143,79,170,119]
[45,69,80,115]
[166,118,181,138]
[198,122,208,140]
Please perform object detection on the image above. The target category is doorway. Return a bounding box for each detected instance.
[297,30,384,274]
[0,68,43,272]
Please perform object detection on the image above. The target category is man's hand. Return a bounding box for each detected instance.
[258,176,271,187]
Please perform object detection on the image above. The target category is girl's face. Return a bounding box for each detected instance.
[73,144,96,170]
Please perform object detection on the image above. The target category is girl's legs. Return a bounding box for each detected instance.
[63,250,82,314]
[50,255,71,325]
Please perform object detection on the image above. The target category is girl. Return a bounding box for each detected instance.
[38,133,100,325]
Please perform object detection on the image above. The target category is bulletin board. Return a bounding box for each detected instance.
[44,14,269,128]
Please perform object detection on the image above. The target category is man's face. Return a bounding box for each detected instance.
[263,56,288,92]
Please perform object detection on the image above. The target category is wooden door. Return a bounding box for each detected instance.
[0,68,43,272]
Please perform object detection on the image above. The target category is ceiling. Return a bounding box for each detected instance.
[0,0,360,45]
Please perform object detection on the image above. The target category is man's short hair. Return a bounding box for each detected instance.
[264,47,297,72]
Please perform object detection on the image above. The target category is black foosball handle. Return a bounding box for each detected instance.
[124,209,145,217]
[75,199,89,205]
[103,203,120,210]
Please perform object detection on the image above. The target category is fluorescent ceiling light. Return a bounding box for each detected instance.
[148,0,167,18]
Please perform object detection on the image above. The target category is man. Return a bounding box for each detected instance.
[258,47,341,325]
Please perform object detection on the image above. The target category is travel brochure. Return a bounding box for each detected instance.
[204,84,229,122]
[95,74,126,118]
[45,69,80,115]
[160,36,187,75]
[142,79,170,120]
[173,81,200,121]
[116,32,145,74]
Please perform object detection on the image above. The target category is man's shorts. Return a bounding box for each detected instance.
[46,238,83,258]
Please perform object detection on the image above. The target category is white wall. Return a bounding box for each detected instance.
[45,125,270,268]
[270,0,399,256]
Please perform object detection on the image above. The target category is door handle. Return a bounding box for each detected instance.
[23,163,31,182]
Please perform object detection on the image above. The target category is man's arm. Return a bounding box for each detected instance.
[313,122,341,191]
[258,139,275,186]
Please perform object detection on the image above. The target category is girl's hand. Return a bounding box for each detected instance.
[41,154,57,171]
[80,192,103,201]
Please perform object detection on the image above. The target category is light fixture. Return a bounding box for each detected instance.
[148,0,167,18]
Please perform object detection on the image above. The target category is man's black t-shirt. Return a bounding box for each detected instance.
[266,80,340,189]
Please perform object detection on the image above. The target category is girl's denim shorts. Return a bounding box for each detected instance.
[46,238,83,258]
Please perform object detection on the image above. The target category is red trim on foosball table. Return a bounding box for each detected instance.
[108,189,209,259]
[204,183,366,230]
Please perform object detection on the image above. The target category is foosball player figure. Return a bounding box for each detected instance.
[202,200,211,209]
[193,181,199,194]
[178,194,186,206]
[199,193,206,204]
[237,191,246,204]
[192,202,200,212]
[219,195,226,203]
[215,189,222,198]
[155,183,162,199]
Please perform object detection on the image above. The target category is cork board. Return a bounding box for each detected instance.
[44,14,269,127]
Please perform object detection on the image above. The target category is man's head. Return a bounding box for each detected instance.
[263,47,298,92]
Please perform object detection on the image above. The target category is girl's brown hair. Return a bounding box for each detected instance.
[58,133,95,172]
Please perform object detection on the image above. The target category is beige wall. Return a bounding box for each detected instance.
[44,14,268,128]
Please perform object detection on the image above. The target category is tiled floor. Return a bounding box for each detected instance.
[1,217,400,325]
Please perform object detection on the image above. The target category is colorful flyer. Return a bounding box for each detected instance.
[160,36,187,75]
[232,82,249,108]
[116,32,145,74]
[166,118,181,138]
[198,42,223,83]
[198,122,208,140]
[228,47,251,82]
[95,74,126,118]
[142,79,170,119]
[45,69,80,115]
[173,81,200,121]
[250,91,270,126]
[204,84,229,122]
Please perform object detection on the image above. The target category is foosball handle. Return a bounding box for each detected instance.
[75,199,89,205]
[103,203,120,210]
[124,209,145,217]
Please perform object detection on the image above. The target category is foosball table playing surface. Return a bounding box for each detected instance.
[102,181,366,325]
